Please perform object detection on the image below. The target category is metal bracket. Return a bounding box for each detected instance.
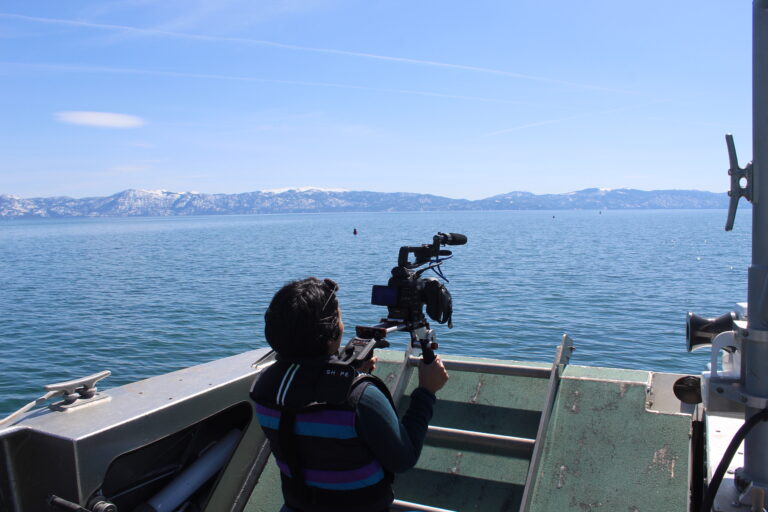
[710,331,741,380]
[713,378,768,410]
[707,328,768,408]
[725,133,754,231]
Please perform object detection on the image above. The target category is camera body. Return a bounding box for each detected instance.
[372,269,452,328]
[370,232,465,328]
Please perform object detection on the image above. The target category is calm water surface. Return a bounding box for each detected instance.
[0,210,752,415]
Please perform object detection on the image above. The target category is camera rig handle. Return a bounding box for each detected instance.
[418,339,437,364]
[340,320,440,367]
[339,321,401,369]
[397,232,467,268]
[411,326,438,364]
[340,336,390,369]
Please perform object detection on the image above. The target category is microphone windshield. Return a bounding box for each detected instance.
[444,233,467,245]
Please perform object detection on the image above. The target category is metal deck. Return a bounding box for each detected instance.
[244,345,694,512]
[0,342,695,511]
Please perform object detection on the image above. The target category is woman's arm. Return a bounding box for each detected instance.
[355,385,436,473]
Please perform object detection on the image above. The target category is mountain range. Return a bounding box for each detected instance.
[0,188,731,218]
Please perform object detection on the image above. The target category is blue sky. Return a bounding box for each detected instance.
[0,1,752,199]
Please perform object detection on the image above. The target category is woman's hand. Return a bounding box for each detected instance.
[418,356,449,394]
[358,355,378,374]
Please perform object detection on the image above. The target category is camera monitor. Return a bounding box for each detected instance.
[371,285,399,306]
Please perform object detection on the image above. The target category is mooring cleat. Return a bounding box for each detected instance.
[725,133,754,231]
[44,370,112,403]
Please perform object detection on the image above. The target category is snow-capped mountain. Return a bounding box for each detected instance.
[0,188,730,218]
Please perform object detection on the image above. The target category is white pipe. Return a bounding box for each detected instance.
[146,429,241,512]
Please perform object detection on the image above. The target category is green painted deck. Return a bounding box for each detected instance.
[243,352,693,512]
[381,351,547,511]
[526,367,692,512]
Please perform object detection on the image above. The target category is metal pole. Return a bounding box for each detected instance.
[743,0,768,487]
[426,425,536,456]
[407,356,551,379]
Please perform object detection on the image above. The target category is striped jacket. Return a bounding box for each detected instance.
[250,357,395,512]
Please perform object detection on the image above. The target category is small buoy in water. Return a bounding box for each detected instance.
[353,228,358,235]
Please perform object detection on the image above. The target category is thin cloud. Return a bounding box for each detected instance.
[0,12,636,94]
[483,100,671,136]
[483,114,584,136]
[7,62,543,106]
[55,111,145,128]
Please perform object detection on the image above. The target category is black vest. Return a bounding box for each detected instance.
[250,357,395,512]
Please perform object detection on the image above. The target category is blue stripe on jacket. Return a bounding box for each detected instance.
[256,411,357,439]
[307,469,385,490]
[275,459,385,490]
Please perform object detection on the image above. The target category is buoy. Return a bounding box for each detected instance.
[353,228,358,235]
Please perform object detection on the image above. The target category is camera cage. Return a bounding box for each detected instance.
[397,232,467,269]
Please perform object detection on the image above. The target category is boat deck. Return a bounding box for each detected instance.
[245,348,693,512]
[0,342,694,512]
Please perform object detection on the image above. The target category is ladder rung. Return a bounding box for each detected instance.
[427,425,535,457]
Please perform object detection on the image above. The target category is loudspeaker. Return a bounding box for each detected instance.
[686,311,737,352]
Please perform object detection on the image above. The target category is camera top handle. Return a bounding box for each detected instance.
[397,232,467,268]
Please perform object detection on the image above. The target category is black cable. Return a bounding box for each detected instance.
[701,408,768,512]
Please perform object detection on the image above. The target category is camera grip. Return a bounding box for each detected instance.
[419,339,436,364]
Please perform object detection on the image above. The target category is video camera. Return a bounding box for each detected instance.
[340,232,467,368]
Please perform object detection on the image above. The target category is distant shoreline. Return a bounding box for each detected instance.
[0,187,732,219]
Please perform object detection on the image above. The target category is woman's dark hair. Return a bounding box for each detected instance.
[264,277,341,359]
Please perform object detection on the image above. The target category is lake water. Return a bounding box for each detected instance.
[0,210,753,415]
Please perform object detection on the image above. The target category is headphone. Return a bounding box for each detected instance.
[317,278,341,346]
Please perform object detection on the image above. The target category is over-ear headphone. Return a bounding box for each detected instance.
[317,278,341,345]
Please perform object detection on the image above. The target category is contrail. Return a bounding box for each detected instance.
[0,12,637,94]
[483,100,671,136]
[483,114,585,136]
[0,61,547,106]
